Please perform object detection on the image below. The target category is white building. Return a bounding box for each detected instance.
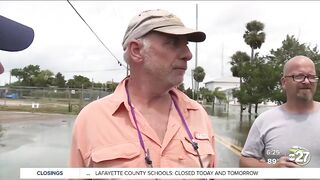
[205,76,277,115]
[204,76,240,104]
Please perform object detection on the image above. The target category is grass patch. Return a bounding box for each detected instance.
[0,105,79,115]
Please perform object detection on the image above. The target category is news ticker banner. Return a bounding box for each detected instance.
[20,168,320,179]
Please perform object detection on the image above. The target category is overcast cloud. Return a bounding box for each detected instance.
[1,1,320,88]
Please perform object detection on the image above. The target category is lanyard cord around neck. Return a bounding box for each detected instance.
[125,81,153,167]
[125,81,203,168]
[171,94,204,168]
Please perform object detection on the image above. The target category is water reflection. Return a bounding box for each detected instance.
[0,124,3,138]
[0,105,276,179]
[0,114,75,180]
[0,125,5,148]
[206,104,275,148]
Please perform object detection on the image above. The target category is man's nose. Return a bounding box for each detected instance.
[181,45,192,61]
[302,76,311,84]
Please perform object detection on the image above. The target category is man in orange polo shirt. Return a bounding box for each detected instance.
[69,9,216,168]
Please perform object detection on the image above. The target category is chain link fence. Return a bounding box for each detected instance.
[0,86,111,114]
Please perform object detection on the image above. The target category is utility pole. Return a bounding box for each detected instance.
[221,43,224,77]
[80,84,83,111]
[195,3,198,69]
[9,70,12,85]
[191,69,194,99]
[91,78,94,88]
[193,3,199,99]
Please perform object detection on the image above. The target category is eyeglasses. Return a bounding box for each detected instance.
[284,74,319,83]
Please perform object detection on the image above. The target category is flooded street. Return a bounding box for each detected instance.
[212,114,253,148]
[0,109,270,179]
[211,114,253,167]
[0,112,75,180]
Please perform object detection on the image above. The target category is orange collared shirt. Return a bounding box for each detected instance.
[69,79,216,168]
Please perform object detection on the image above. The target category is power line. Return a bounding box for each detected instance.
[66,0,127,69]
[61,68,123,73]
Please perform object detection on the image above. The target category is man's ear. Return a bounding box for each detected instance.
[127,40,143,63]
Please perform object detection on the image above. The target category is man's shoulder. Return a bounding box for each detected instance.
[80,93,122,114]
[253,106,282,124]
[260,106,282,115]
[173,88,203,109]
[75,93,123,126]
[86,93,112,105]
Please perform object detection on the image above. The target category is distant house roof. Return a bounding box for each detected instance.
[205,76,240,84]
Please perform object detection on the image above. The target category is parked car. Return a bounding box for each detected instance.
[5,93,18,99]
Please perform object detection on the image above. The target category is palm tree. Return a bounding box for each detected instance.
[211,87,226,115]
[243,20,266,114]
[193,66,206,99]
[243,20,266,61]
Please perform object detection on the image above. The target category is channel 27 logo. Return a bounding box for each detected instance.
[288,146,311,166]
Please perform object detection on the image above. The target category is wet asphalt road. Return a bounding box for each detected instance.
[0,111,242,180]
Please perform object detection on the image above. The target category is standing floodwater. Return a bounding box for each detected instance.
[0,111,75,180]
[0,107,274,179]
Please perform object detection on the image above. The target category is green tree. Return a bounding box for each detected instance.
[231,53,275,115]
[33,70,54,87]
[53,72,66,88]
[177,83,185,92]
[243,54,274,114]
[93,82,103,88]
[11,65,41,86]
[230,51,250,114]
[193,66,206,100]
[106,81,119,92]
[199,87,212,102]
[211,87,226,115]
[184,88,193,99]
[243,20,266,61]
[193,66,206,83]
[67,75,92,88]
[10,68,24,83]
[243,20,266,114]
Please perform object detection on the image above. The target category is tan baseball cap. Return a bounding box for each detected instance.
[122,9,206,50]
